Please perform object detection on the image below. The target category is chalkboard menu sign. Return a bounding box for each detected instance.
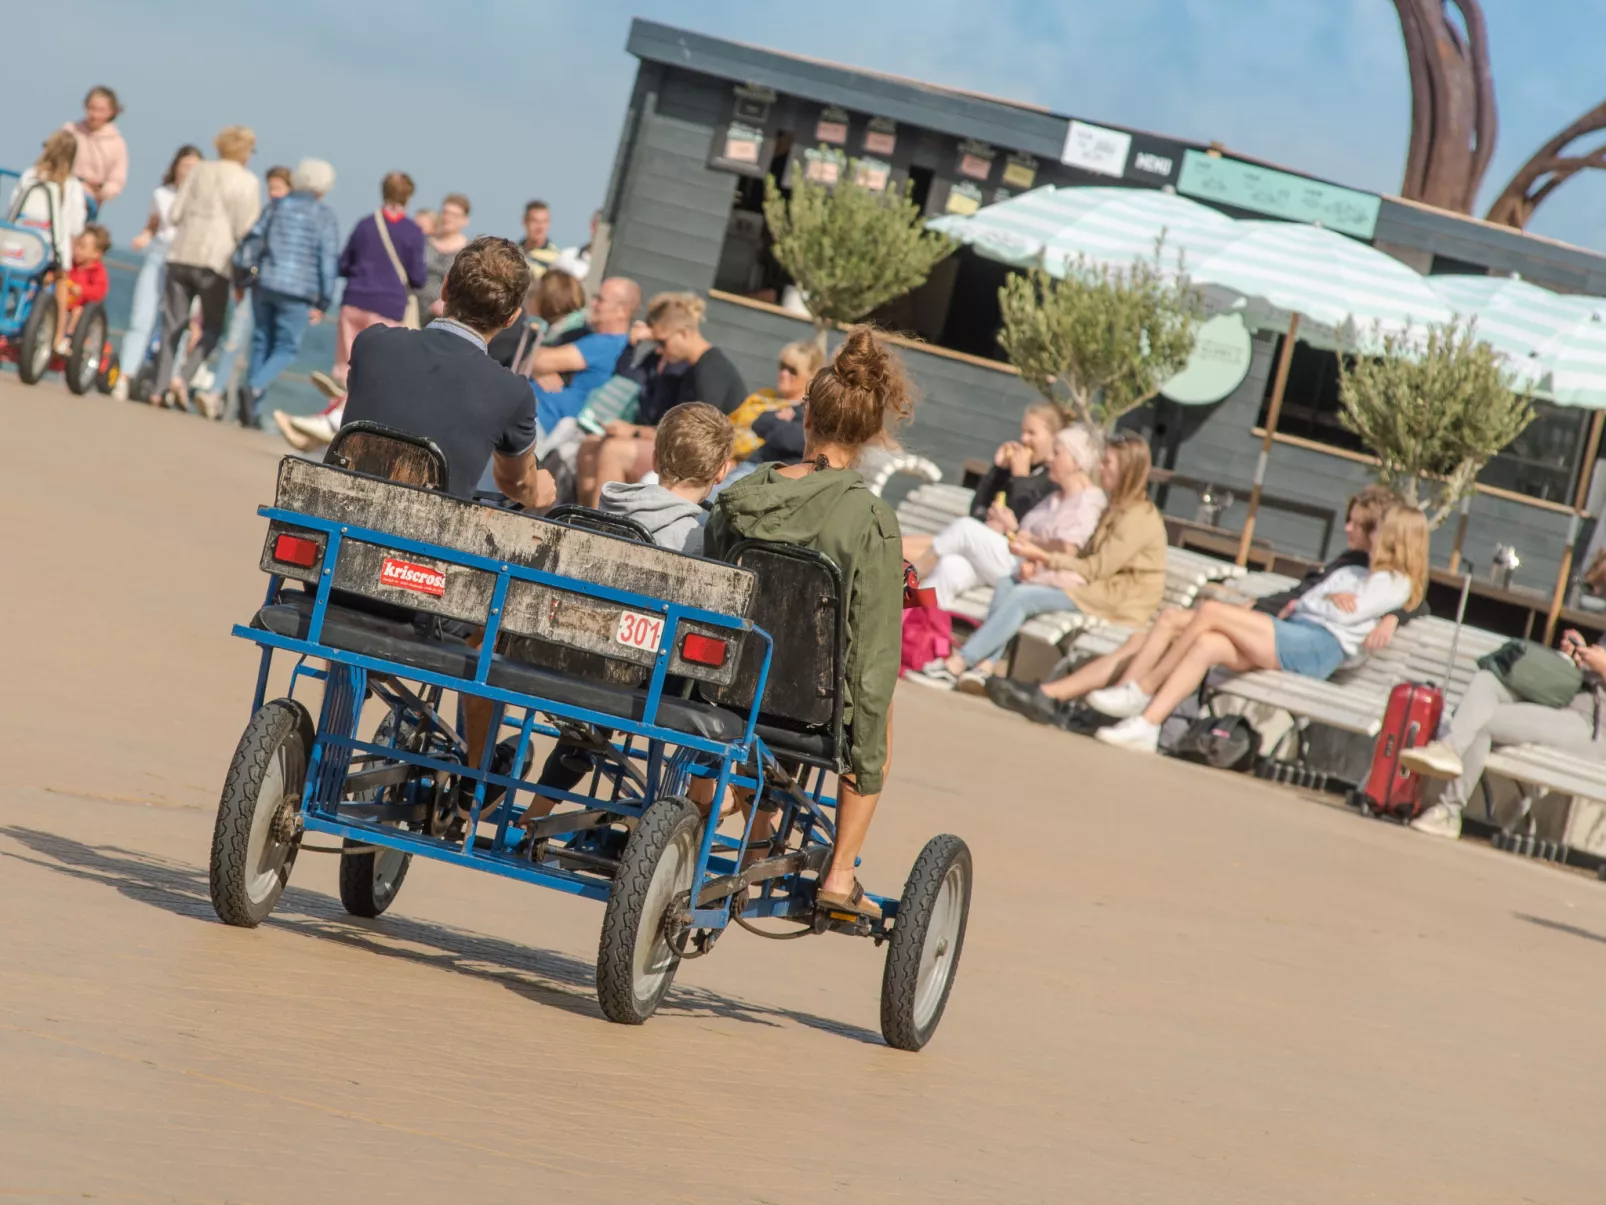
[1176,149,1381,237]
[707,83,779,178]
[784,107,911,194]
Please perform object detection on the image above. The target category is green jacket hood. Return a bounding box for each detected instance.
[711,464,869,544]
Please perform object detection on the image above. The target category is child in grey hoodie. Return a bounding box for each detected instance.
[599,402,733,555]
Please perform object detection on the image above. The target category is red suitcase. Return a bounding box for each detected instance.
[1358,682,1444,820]
[1356,574,1469,821]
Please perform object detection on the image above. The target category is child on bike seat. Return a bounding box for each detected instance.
[703,326,911,919]
[599,401,732,555]
[52,224,111,357]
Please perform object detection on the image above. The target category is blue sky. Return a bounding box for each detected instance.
[12,1,1606,255]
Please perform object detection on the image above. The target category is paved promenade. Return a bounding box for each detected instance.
[2,378,1604,1203]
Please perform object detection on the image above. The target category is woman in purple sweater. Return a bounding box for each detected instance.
[329,171,427,395]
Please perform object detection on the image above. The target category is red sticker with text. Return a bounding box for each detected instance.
[379,557,446,598]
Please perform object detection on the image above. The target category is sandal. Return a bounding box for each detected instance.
[815,878,883,920]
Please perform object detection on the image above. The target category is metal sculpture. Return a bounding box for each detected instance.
[1393,0,1499,213]
[1486,102,1606,229]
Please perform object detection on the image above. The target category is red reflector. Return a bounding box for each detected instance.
[681,632,728,668]
[273,533,320,568]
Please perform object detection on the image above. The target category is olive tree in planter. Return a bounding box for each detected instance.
[1337,320,1534,530]
[996,246,1202,431]
[762,154,957,349]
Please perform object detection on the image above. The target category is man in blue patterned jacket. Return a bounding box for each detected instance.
[233,158,341,427]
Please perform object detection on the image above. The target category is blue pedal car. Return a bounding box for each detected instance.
[210,425,971,1050]
[0,167,118,395]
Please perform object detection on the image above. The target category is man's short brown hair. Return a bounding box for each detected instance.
[441,236,531,334]
[654,402,733,488]
[265,164,293,188]
[1348,484,1399,541]
[382,171,415,207]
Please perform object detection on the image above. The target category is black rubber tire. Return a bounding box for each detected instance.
[596,796,700,1025]
[17,294,56,385]
[338,838,412,917]
[209,699,313,928]
[65,304,106,396]
[880,833,972,1052]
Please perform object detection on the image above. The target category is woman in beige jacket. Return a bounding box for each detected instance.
[156,126,261,414]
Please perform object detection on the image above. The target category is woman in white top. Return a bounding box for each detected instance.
[7,131,88,270]
[155,126,261,413]
[114,144,203,392]
[1094,505,1430,754]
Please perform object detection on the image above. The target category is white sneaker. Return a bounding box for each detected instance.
[288,412,337,445]
[110,375,129,402]
[195,390,223,421]
[1410,802,1463,839]
[310,370,343,401]
[1094,715,1161,753]
[1399,741,1463,781]
[272,410,319,453]
[1085,681,1152,719]
[954,669,989,696]
[904,660,959,689]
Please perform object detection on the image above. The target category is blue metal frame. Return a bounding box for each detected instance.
[0,168,54,341]
[236,504,897,930]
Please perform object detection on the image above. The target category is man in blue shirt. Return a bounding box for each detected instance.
[527,276,639,433]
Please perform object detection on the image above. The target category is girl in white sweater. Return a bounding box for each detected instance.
[1095,505,1429,754]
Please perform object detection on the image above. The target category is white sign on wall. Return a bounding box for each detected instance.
[1060,120,1132,178]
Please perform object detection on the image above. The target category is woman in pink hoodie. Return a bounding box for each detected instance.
[62,86,128,216]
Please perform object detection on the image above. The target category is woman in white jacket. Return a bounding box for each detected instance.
[1093,505,1429,753]
[6,131,88,270]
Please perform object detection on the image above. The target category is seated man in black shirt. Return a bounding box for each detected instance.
[343,235,557,509]
[341,236,557,797]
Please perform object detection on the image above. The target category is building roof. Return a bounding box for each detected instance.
[626,18,1606,291]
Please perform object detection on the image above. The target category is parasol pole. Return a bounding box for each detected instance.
[1447,493,1473,574]
[1237,311,1300,566]
[1543,406,1605,644]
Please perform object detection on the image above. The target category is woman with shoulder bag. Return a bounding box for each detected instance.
[330,171,427,394]
[1403,631,1606,840]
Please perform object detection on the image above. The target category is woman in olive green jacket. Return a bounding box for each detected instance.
[704,327,909,919]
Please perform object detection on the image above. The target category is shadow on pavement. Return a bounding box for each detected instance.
[1512,912,1606,946]
[0,825,883,1046]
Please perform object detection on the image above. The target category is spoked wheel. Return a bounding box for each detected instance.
[17,297,56,385]
[66,305,107,395]
[209,699,313,927]
[338,712,415,918]
[596,796,700,1025]
[880,834,972,1052]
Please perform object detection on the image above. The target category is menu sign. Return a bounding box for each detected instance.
[707,84,778,178]
[863,116,897,158]
[1002,154,1039,191]
[802,145,848,186]
[956,140,997,182]
[815,106,851,146]
[945,180,984,216]
[854,157,892,192]
[1060,119,1131,178]
[1176,149,1381,238]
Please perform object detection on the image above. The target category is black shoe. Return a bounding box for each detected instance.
[983,675,1060,725]
[236,386,259,429]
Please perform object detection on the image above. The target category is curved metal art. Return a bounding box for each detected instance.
[1393,0,1498,213]
[1486,101,1606,229]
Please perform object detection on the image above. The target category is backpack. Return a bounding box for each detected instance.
[901,607,953,676]
[1177,713,1261,772]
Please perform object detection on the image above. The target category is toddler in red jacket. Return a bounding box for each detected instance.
[52,224,111,356]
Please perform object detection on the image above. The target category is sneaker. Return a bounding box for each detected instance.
[954,668,989,695]
[1399,741,1463,781]
[984,675,1060,725]
[310,370,343,401]
[1094,715,1161,753]
[272,410,319,452]
[194,390,223,421]
[904,660,958,689]
[1085,681,1152,719]
[1410,802,1463,839]
[288,412,338,445]
[109,375,130,402]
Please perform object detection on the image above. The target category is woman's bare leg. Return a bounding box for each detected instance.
[1039,640,1141,701]
[587,436,639,507]
[821,710,892,903]
[1140,629,1270,725]
[574,436,603,506]
[902,534,934,567]
[1136,602,1272,694]
[1106,608,1192,688]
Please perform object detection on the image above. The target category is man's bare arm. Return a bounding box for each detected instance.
[492,450,557,510]
[528,344,586,376]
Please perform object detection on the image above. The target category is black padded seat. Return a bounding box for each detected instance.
[754,723,834,761]
[252,592,745,744]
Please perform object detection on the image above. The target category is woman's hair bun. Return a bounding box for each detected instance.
[832,326,889,392]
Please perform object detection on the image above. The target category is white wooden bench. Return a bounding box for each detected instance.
[861,449,943,499]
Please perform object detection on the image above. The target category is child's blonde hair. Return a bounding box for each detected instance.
[655,402,733,487]
[1371,505,1429,610]
[35,131,78,184]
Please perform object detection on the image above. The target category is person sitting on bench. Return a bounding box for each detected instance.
[703,326,910,919]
